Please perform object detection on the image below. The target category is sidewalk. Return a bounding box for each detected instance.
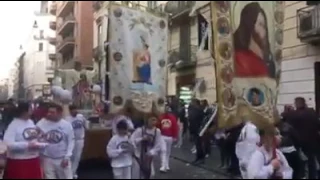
[170,140,239,179]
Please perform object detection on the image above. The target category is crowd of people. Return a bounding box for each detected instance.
[0,100,88,179]
[1,95,320,179]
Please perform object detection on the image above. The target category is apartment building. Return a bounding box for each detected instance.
[8,50,26,100]
[278,1,320,112]
[50,1,94,69]
[166,1,216,104]
[23,1,55,100]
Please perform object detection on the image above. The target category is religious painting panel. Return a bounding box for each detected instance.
[108,4,168,113]
[211,1,284,129]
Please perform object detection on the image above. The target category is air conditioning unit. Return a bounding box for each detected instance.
[298,6,320,43]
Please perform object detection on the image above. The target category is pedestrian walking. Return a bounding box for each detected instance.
[246,129,293,179]
[37,103,75,179]
[235,120,260,178]
[158,106,178,173]
[65,105,89,179]
[3,102,47,179]
[130,114,163,179]
[107,120,133,179]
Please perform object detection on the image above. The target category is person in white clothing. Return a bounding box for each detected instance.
[130,114,163,179]
[3,102,47,179]
[111,112,135,136]
[107,120,133,179]
[65,105,89,179]
[235,121,260,179]
[37,103,75,179]
[247,129,293,179]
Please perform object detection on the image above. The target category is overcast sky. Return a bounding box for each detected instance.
[0,1,40,80]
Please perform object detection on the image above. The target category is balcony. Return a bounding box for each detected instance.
[168,45,197,70]
[57,15,76,36]
[57,36,75,54]
[165,1,195,20]
[49,53,56,61]
[49,21,56,30]
[48,37,56,45]
[57,1,75,18]
[50,2,57,15]
[297,5,320,44]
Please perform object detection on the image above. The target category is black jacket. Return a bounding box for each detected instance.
[188,105,204,134]
[288,108,320,151]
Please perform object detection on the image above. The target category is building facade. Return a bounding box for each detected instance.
[278,1,320,112]
[50,1,94,69]
[23,1,55,100]
[166,1,216,104]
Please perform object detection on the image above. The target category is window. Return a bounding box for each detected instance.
[40,30,44,39]
[38,43,43,51]
[33,20,38,28]
[147,1,157,9]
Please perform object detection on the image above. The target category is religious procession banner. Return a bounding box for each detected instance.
[211,1,284,129]
[108,4,168,114]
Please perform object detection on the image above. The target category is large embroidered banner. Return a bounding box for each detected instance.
[211,1,284,129]
[108,4,168,113]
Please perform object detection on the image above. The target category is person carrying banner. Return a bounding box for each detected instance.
[235,120,260,179]
[130,114,163,179]
[246,129,292,179]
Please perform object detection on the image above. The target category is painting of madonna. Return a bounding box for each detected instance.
[233,2,276,79]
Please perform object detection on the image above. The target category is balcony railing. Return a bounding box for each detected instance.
[49,21,56,30]
[165,1,195,19]
[168,45,197,69]
[49,53,56,61]
[50,2,57,15]
[57,36,75,54]
[48,37,56,45]
[297,5,320,42]
[57,15,75,36]
[57,1,75,18]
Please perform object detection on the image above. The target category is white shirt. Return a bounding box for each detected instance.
[130,127,162,158]
[65,114,88,140]
[37,118,75,159]
[247,146,293,179]
[4,118,45,160]
[106,134,133,168]
[112,115,134,135]
[236,121,260,178]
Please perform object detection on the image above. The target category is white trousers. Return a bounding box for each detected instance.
[112,166,131,179]
[71,139,84,177]
[131,158,155,179]
[160,135,173,169]
[42,157,73,179]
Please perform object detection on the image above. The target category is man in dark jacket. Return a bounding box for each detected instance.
[188,99,205,164]
[289,97,320,179]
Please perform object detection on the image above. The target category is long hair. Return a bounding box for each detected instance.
[233,2,271,63]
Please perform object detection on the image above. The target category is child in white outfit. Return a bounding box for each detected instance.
[107,120,133,179]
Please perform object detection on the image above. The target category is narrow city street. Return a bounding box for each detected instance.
[78,157,230,179]
[78,139,234,179]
